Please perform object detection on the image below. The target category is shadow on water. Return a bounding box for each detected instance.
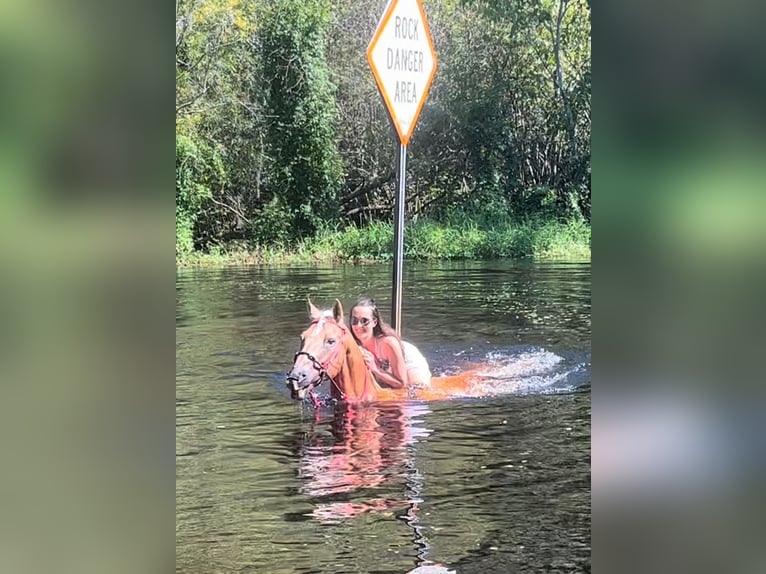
[176,261,590,573]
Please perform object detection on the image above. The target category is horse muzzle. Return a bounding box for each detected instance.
[286,368,322,401]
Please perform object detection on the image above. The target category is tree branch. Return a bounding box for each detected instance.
[341,170,395,204]
[344,204,392,217]
[209,196,252,226]
[554,0,576,153]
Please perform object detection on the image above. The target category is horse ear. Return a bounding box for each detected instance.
[333,299,345,324]
[307,296,321,319]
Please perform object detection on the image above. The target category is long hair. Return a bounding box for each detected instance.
[349,298,401,345]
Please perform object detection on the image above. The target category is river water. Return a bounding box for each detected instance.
[176,261,590,573]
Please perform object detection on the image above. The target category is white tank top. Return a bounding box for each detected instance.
[401,340,431,375]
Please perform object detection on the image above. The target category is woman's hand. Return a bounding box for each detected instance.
[361,348,376,371]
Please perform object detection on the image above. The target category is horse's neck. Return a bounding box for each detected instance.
[336,337,376,402]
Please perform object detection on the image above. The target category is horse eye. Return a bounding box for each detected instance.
[326,338,336,345]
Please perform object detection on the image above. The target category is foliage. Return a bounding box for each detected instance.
[176,134,224,255]
[176,0,590,259]
[412,0,591,221]
[335,221,394,260]
[176,0,264,250]
[259,0,343,242]
[178,216,590,265]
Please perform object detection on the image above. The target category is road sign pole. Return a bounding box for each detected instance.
[391,143,407,334]
[367,0,437,335]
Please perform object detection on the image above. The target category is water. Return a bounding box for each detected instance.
[176,261,590,573]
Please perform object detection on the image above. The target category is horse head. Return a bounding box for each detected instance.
[286,298,377,403]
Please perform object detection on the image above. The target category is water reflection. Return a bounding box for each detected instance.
[294,402,432,524]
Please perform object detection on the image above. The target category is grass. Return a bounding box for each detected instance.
[176,217,590,266]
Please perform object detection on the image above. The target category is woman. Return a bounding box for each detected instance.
[349,298,432,389]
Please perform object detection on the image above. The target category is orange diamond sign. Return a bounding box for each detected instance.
[367,0,437,146]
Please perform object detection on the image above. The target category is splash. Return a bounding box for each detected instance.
[288,346,590,404]
[428,347,588,399]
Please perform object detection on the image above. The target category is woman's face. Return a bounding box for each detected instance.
[350,306,376,342]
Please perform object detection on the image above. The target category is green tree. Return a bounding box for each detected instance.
[260,0,343,243]
[176,134,224,255]
[175,0,591,258]
[177,0,266,249]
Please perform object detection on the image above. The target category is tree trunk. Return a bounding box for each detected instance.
[554,0,576,155]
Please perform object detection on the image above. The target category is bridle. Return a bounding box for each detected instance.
[286,319,347,405]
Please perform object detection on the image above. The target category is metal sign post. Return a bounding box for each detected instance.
[391,144,407,333]
[367,0,437,333]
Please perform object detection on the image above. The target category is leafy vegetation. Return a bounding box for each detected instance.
[176,0,590,262]
[177,217,590,266]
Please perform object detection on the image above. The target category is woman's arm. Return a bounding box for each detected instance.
[368,336,408,389]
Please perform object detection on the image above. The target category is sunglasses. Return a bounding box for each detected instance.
[351,317,373,327]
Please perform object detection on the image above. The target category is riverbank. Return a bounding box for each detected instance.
[177,217,590,266]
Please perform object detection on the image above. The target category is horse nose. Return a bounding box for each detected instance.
[287,366,309,385]
[286,367,309,400]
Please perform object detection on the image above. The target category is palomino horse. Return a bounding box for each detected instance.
[286,299,485,404]
[286,299,378,404]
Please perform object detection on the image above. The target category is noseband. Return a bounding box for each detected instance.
[288,350,335,388]
[286,351,331,407]
[292,351,327,377]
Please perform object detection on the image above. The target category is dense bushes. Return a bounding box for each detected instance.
[176,0,591,260]
[176,135,225,256]
[178,217,590,265]
[260,0,343,241]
